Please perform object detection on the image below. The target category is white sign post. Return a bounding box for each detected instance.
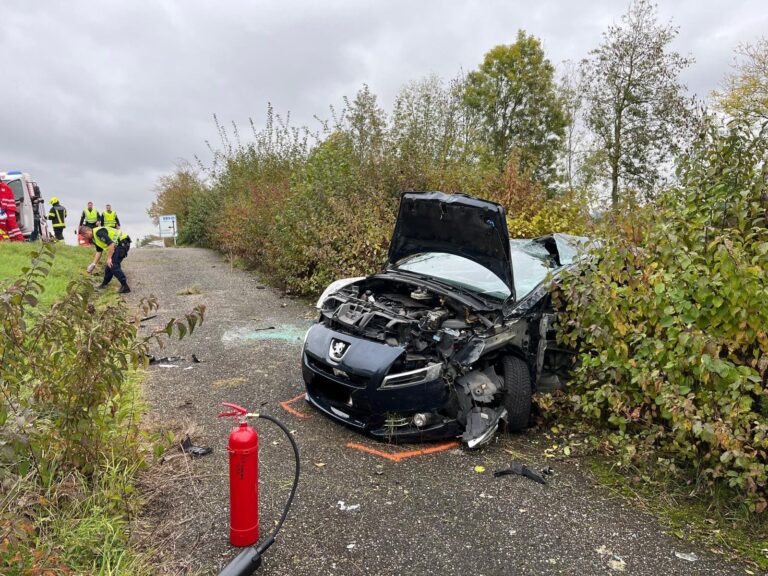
[159,214,178,246]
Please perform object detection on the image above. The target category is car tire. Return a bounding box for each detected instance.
[502,355,532,432]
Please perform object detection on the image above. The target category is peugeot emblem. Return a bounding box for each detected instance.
[329,338,349,362]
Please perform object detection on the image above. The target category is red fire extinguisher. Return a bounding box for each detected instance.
[218,404,301,576]
[219,402,259,547]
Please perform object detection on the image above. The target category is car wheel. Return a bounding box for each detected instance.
[502,355,532,432]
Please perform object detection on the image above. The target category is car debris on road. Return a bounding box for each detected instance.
[493,461,548,484]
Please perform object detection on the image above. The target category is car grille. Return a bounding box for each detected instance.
[306,356,368,388]
[309,374,353,404]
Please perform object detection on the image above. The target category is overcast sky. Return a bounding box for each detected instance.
[1,0,765,243]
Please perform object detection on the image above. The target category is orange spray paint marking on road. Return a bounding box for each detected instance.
[279,393,312,419]
[346,441,459,462]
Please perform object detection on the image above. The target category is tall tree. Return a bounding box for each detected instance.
[343,84,387,167]
[716,38,768,123]
[390,74,476,191]
[463,31,567,186]
[558,61,589,191]
[148,161,206,228]
[581,0,694,206]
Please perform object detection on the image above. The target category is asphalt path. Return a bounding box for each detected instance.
[127,247,750,576]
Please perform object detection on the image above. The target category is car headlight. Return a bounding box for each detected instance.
[381,362,443,388]
[316,277,365,309]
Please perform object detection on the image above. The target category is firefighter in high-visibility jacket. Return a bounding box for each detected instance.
[47,197,67,241]
[102,204,120,229]
[79,225,132,293]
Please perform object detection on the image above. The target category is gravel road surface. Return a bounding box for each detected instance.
[127,247,751,576]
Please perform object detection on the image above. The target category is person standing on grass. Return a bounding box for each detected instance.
[78,201,100,231]
[102,204,120,229]
[79,225,132,293]
[47,196,67,242]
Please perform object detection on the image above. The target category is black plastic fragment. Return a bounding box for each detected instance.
[180,435,213,457]
[148,355,184,365]
[493,461,547,485]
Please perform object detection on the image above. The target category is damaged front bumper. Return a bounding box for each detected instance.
[302,323,461,442]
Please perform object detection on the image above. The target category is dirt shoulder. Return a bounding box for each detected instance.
[127,247,748,576]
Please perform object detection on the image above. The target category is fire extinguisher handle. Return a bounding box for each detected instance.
[218,402,248,418]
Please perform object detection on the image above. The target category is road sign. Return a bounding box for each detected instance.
[159,214,177,238]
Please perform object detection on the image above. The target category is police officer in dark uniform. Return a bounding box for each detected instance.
[79,225,132,293]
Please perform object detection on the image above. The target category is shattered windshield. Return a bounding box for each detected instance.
[509,235,591,298]
[552,233,591,265]
[509,240,556,299]
[393,252,511,300]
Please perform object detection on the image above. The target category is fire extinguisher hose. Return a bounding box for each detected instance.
[218,413,301,576]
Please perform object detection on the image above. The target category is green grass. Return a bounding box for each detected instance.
[0,243,92,307]
[0,371,153,575]
[589,458,768,570]
[32,372,153,575]
[0,246,154,574]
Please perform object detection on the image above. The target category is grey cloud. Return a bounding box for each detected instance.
[1,0,765,244]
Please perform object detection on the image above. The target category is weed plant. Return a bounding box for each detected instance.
[0,244,204,573]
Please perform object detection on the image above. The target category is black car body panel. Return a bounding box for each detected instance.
[303,192,588,447]
[388,192,516,298]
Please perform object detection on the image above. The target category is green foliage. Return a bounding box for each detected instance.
[169,74,581,296]
[0,245,205,573]
[234,102,395,294]
[389,75,478,192]
[580,0,694,205]
[557,118,768,511]
[147,161,207,230]
[716,38,768,123]
[177,188,219,247]
[506,193,591,239]
[463,31,568,186]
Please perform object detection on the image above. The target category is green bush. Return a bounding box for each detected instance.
[163,82,571,295]
[557,119,768,510]
[0,245,205,572]
[178,188,220,247]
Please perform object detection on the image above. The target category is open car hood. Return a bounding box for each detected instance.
[387,192,515,300]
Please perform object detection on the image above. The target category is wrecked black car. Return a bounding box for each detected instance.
[302,192,588,448]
